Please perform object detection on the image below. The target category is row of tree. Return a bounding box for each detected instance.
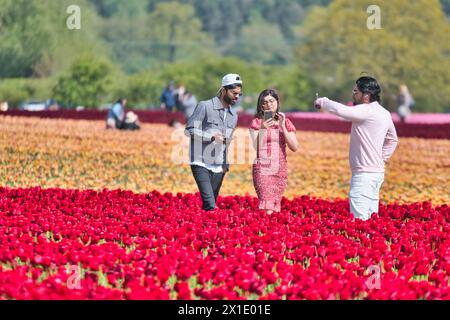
[0,0,334,77]
[0,0,449,112]
[0,55,312,110]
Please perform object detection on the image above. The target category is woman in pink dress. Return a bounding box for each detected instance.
[249,89,299,214]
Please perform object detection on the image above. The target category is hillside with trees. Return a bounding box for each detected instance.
[0,0,448,112]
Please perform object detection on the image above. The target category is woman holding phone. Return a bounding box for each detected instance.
[249,88,299,214]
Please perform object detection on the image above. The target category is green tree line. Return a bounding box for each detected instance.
[0,0,448,112]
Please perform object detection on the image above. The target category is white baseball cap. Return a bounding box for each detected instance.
[221,73,242,87]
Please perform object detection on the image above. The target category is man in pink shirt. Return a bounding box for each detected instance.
[315,76,398,220]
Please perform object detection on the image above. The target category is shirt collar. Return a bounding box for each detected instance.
[213,96,235,115]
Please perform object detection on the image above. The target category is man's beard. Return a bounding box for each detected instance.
[223,95,236,106]
[353,97,361,105]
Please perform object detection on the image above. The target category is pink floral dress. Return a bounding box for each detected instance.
[250,118,296,212]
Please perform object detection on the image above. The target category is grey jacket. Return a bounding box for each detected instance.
[185,96,238,169]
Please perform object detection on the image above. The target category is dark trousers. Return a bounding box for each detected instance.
[190,165,225,211]
[118,121,140,130]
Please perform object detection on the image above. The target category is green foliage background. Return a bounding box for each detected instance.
[0,0,448,111]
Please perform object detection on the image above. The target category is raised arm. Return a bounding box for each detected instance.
[316,97,369,122]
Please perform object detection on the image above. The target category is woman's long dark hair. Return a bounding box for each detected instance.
[255,88,280,120]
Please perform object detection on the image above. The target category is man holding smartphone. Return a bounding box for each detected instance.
[315,76,398,221]
[185,74,242,211]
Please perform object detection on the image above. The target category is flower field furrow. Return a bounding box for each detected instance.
[1,116,449,300]
[0,117,449,204]
[0,187,449,300]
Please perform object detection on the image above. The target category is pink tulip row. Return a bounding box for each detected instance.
[0,187,449,299]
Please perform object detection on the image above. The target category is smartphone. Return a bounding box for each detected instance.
[264,110,273,121]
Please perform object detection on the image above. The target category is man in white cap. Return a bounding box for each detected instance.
[185,73,242,211]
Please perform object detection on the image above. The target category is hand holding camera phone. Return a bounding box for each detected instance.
[264,110,273,121]
[261,110,275,129]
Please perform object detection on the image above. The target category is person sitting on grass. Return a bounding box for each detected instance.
[106,98,140,131]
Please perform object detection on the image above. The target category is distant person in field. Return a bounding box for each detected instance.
[0,101,8,112]
[106,98,140,130]
[46,99,60,111]
[160,81,176,112]
[397,84,414,123]
[185,73,242,211]
[315,76,398,221]
[174,83,186,112]
[181,91,198,121]
[249,88,299,214]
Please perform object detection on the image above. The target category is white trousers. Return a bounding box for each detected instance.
[349,172,385,221]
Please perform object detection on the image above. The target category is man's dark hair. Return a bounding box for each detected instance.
[223,84,242,90]
[116,98,126,105]
[356,76,381,102]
